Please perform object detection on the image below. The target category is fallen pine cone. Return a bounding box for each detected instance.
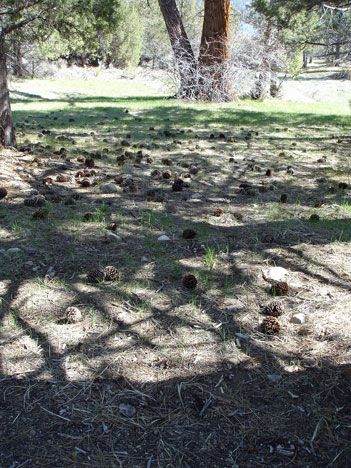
[262,301,283,317]
[65,306,82,323]
[261,316,280,335]
[262,271,288,296]
[0,187,8,200]
[182,229,197,239]
[103,266,120,281]
[214,207,224,217]
[87,268,106,283]
[183,273,197,289]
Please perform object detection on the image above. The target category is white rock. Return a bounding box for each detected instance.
[290,313,306,324]
[106,231,122,242]
[7,248,22,255]
[100,183,119,193]
[268,267,288,281]
[158,235,170,241]
[141,256,149,262]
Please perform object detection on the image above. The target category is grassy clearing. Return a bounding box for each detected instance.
[1,74,351,467]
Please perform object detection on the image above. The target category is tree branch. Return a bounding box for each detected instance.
[2,7,51,36]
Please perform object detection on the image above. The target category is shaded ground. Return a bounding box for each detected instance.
[1,78,351,468]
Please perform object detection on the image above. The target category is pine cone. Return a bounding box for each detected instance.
[262,301,283,317]
[214,207,224,217]
[87,268,106,283]
[182,229,197,239]
[56,174,69,183]
[0,188,8,199]
[103,266,120,281]
[183,273,197,289]
[261,316,280,335]
[262,271,289,296]
[65,306,82,323]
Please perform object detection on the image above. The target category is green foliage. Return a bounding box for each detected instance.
[101,1,144,68]
[2,0,121,55]
[287,51,303,78]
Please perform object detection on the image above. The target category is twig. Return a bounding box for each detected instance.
[39,405,71,422]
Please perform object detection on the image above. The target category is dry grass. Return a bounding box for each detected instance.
[1,76,351,467]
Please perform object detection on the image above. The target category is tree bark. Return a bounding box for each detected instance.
[335,43,340,66]
[157,0,197,98]
[198,0,235,101]
[0,38,16,147]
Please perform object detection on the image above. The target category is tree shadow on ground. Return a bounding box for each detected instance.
[1,94,351,467]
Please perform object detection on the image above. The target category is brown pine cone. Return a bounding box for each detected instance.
[262,301,283,317]
[262,272,289,296]
[214,208,224,217]
[87,269,106,283]
[0,188,8,199]
[183,273,197,289]
[182,229,197,239]
[65,306,82,323]
[261,316,280,335]
[103,266,120,281]
[56,174,69,183]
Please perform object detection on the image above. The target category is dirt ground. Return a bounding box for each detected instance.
[1,76,351,468]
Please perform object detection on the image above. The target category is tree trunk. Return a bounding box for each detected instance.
[303,50,308,68]
[198,0,235,101]
[13,40,23,77]
[335,43,340,66]
[157,0,197,98]
[0,38,16,148]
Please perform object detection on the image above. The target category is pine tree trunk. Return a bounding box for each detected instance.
[198,0,235,101]
[0,38,16,147]
[335,43,340,66]
[157,0,197,98]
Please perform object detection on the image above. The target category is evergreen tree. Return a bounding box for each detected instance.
[0,0,120,147]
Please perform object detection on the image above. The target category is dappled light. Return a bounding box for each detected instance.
[1,74,351,467]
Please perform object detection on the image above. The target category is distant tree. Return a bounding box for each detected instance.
[0,0,120,147]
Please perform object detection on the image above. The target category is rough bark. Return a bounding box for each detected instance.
[198,0,235,101]
[157,0,197,98]
[0,38,16,147]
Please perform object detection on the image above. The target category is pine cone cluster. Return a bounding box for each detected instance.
[65,306,82,323]
[262,301,283,317]
[87,266,120,283]
[261,316,280,335]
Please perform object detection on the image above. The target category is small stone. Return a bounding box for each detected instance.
[100,183,119,193]
[268,267,288,281]
[119,403,135,418]
[267,374,282,382]
[290,313,306,324]
[158,235,171,241]
[106,231,122,242]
